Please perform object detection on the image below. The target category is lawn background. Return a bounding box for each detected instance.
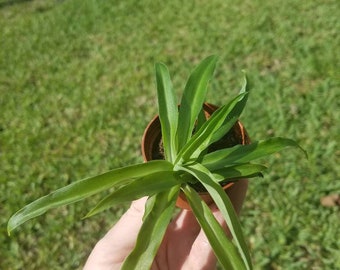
[1,0,339,269]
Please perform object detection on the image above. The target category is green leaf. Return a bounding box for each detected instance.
[182,184,246,270]
[121,186,180,270]
[203,137,307,171]
[86,171,181,217]
[178,163,253,270]
[177,55,218,151]
[155,62,178,161]
[7,160,173,234]
[142,194,157,222]
[195,106,208,134]
[211,163,267,181]
[175,92,248,164]
[210,73,249,144]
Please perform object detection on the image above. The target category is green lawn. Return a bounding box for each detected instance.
[1,0,339,269]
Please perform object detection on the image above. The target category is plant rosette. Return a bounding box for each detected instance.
[8,55,306,270]
[141,102,251,209]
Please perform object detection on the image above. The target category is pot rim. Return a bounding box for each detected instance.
[141,102,250,161]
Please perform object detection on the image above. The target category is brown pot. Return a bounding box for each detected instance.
[141,103,250,209]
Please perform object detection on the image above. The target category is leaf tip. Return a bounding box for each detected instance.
[240,71,250,94]
[82,214,91,220]
[202,55,219,68]
[83,209,96,219]
[7,217,16,236]
[300,146,308,160]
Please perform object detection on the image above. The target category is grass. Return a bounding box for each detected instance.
[1,0,339,269]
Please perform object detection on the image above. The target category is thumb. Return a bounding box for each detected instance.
[84,197,147,270]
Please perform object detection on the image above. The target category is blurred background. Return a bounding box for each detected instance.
[1,0,339,269]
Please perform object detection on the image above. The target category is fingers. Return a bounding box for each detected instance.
[83,197,147,270]
[84,180,249,270]
[101,197,147,250]
[170,208,200,234]
[181,179,248,269]
[180,205,222,270]
[149,208,201,269]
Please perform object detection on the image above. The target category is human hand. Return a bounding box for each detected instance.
[84,179,248,270]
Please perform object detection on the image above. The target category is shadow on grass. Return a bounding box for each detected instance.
[0,0,33,9]
[0,0,63,12]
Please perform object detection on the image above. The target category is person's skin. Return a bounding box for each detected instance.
[84,179,248,270]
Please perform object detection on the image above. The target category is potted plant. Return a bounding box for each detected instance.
[8,55,306,270]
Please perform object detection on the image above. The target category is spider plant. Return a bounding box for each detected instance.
[8,55,306,270]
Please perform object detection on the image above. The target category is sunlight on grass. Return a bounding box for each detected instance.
[1,0,339,269]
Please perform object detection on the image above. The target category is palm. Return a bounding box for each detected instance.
[151,209,220,270]
[84,180,247,270]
